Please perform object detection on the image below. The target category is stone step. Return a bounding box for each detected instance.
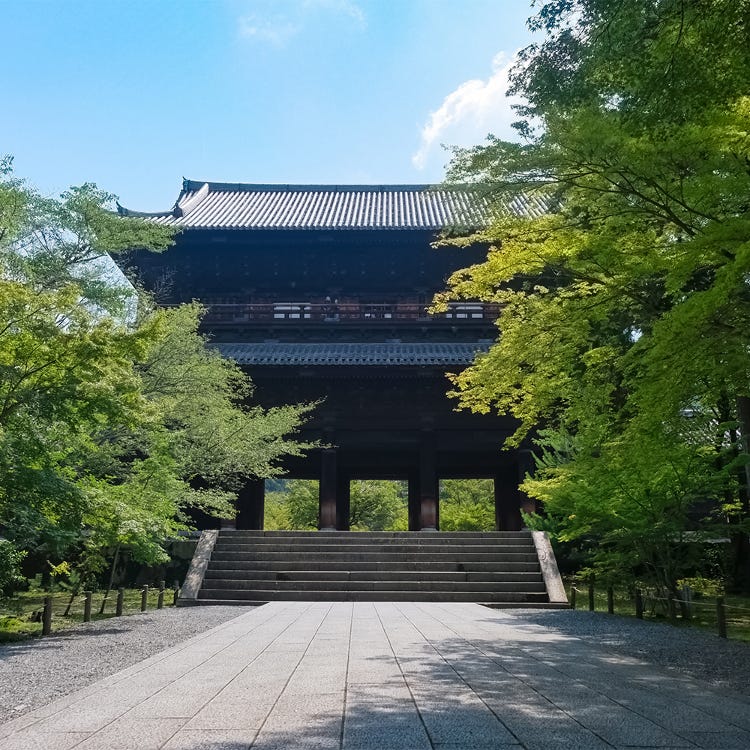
[211,542,535,554]
[202,579,546,593]
[196,589,549,603]
[215,536,533,547]
[202,569,544,583]
[187,529,564,607]
[204,560,542,573]
[210,551,539,563]
[187,598,569,609]
[219,531,532,540]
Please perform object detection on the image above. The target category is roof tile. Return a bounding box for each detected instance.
[216,342,491,366]
[119,181,552,230]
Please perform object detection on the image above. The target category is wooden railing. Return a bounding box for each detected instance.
[202,302,501,324]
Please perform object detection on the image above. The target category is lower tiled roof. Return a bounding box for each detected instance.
[216,342,491,366]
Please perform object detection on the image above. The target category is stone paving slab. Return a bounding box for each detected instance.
[2,602,750,749]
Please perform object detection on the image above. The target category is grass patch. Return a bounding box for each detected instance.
[0,588,177,642]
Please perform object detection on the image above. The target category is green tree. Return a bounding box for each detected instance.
[0,160,313,589]
[268,480,408,531]
[436,0,750,591]
[439,480,495,531]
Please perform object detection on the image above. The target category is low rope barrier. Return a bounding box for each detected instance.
[567,581,749,639]
[30,582,181,637]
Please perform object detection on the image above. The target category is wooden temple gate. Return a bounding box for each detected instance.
[119,181,544,531]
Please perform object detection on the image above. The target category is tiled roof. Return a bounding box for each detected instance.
[118,180,550,230]
[216,342,491,366]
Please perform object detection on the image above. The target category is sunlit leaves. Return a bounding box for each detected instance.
[437,0,750,589]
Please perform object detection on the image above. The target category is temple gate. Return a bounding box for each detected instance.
[118,181,543,531]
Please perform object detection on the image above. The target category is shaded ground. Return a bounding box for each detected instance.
[2,602,750,749]
[0,606,252,725]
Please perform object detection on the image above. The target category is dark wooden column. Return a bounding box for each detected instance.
[518,448,538,517]
[319,449,338,531]
[337,472,351,531]
[236,478,265,530]
[494,464,522,531]
[407,469,421,531]
[419,439,439,531]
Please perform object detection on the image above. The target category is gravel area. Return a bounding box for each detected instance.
[0,605,253,725]
[501,608,750,696]
[2,605,750,728]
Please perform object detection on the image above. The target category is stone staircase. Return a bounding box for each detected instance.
[180,530,568,607]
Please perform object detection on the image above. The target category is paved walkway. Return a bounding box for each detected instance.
[1,603,749,750]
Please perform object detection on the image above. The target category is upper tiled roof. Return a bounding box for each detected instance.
[216,342,491,366]
[117,180,550,231]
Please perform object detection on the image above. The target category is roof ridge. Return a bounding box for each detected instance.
[181,180,473,193]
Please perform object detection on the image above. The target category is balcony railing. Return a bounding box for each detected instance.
[201,302,501,324]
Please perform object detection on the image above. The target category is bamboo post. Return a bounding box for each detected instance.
[116,587,124,616]
[717,597,727,638]
[83,591,92,622]
[157,580,165,610]
[607,586,614,615]
[588,577,595,611]
[141,585,148,612]
[42,596,53,636]
[635,588,644,619]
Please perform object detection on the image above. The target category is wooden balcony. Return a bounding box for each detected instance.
[202,302,501,327]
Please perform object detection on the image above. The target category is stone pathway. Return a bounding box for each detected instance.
[1,602,749,749]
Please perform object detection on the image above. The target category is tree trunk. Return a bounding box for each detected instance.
[99,546,120,615]
[62,590,77,617]
[727,396,750,589]
[736,396,750,502]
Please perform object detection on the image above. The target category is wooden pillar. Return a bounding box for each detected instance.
[236,478,265,530]
[518,448,537,517]
[337,472,350,531]
[319,449,338,531]
[494,464,522,531]
[407,469,421,531]
[419,440,438,531]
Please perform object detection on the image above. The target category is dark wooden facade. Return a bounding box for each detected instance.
[120,182,536,531]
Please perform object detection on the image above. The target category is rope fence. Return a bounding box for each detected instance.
[31,581,181,636]
[567,580,750,640]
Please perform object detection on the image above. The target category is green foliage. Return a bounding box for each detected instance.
[439,480,495,531]
[0,160,314,582]
[266,480,408,531]
[349,481,408,531]
[437,0,750,591]
[0,540,25,598]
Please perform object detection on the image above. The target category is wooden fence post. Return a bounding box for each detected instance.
[116,587,124,616]
[173,586,179,606]
[607,586,614,615]
[42,595,53,636]
[635,588,644,619]
[668,596,677,622]
[141,585,148,612]
[588,577,595,611]
[681,585,693,620]
[570,586,577,609]
[717,597,727,638]
[157,580,165,610]
[83,591,92,622]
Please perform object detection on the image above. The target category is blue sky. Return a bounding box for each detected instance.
[1,1,537,211]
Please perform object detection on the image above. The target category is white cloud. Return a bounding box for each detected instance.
[238,15,300,46]
[303,0,365,28]
[412,52,524,171]
[238,0,365,46]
